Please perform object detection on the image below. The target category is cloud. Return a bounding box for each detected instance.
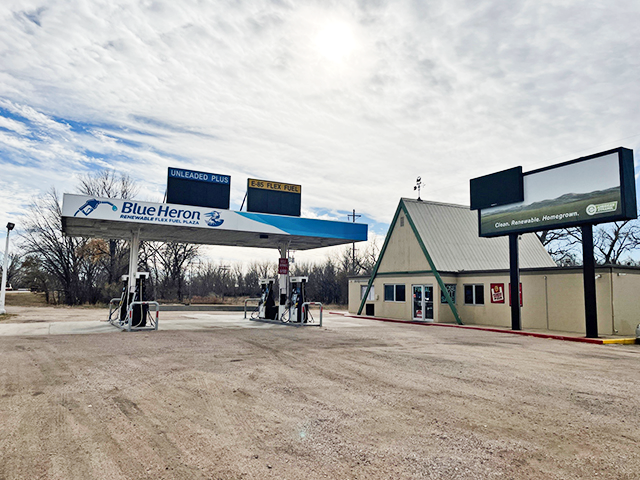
[1,0,640,262]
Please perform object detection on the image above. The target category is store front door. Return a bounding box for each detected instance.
[412,285,433,321]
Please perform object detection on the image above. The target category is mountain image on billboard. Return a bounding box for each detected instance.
[480,153,622,236]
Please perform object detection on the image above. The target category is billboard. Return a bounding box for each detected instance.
[247,178,301,217]
[478,148,636,237]
[470,166,523,210]
[166,167,231,209]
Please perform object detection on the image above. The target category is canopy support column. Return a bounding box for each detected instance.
[127,229,141,296]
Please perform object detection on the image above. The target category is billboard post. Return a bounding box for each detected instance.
[582,225,598,338]
[509,234,521,331]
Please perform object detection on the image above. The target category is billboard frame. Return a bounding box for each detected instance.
[166,167,231,210]
[477,147,637,238]
[246,178,302,217]
[471,147,637,338]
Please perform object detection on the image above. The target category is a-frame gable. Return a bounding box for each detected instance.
[376,204,430,273]
[357,199,463,325]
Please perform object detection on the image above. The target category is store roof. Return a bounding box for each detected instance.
[401,198,556,271]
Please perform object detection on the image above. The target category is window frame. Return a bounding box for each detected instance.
[440,284,457,304]
[360,285,375,301]
[463,284,485,305]
[383,284,406,302]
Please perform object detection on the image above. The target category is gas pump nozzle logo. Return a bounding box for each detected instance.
[74,199,118,216]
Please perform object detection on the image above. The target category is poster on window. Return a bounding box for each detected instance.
[509,283,523,307]
[490,283,505,303]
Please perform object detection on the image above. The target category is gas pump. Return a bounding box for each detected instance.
[258,278,277,320]
[289,276,309,323]
[249,243,317,326]
[117,272,150,327]
[277,243,290,322]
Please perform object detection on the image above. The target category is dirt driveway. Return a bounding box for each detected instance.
[1,312,639,479]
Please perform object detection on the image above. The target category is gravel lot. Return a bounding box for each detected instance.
[1,309,639,479]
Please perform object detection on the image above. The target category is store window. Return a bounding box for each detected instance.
[360,285,375,301]
[464,284,484,305]
[384,284,406,302]
[440,284,457,304]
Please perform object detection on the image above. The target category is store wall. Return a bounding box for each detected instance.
[371,275,416,320]
[436,274,458,324]
[348,278,370,314]
[349,274,460,323]
[350,267,640,336]
[449,269,639,336]
[454,273,511,327]
[376,213,430,274]
[610,269,640,336]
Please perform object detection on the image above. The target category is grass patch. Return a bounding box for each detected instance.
[0,313,18,322]
[5,292,49,307]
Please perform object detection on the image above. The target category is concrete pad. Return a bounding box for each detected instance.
[0,311,367,336]
[0,322,51,336]
[49,321,117,335]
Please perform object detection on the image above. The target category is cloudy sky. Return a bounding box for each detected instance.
[1,0,639,264]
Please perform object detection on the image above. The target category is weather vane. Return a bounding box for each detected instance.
[414,176,425,201]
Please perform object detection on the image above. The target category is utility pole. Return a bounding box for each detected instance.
[347,209,361,274]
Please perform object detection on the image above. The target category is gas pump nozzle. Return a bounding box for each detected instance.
[74,199,117,216]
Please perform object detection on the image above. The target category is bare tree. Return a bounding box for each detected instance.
[76,170,139,285]
[356,239,381,275]
[140,241,199,302]
[242,261,274,297]
[20,189,98,304]
[20,255,54,300]
[77,170,139,200]
[538,219,640,266]
[0,252,24,288]
[537,228,582,265]
[594,220,640,264]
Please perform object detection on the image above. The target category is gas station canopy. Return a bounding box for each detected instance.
[61,194,367,250]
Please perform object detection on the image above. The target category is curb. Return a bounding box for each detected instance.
[344,314,638,345]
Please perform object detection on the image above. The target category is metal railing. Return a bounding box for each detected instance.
[302,302,323,327]
[246,299,323,327]
[108,300,160,331]
[108,297,124,324]
[244,297,261,319]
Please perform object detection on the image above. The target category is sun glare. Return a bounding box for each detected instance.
[315,22,355,62]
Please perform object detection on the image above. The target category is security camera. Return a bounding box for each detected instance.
[6,223,14,231]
